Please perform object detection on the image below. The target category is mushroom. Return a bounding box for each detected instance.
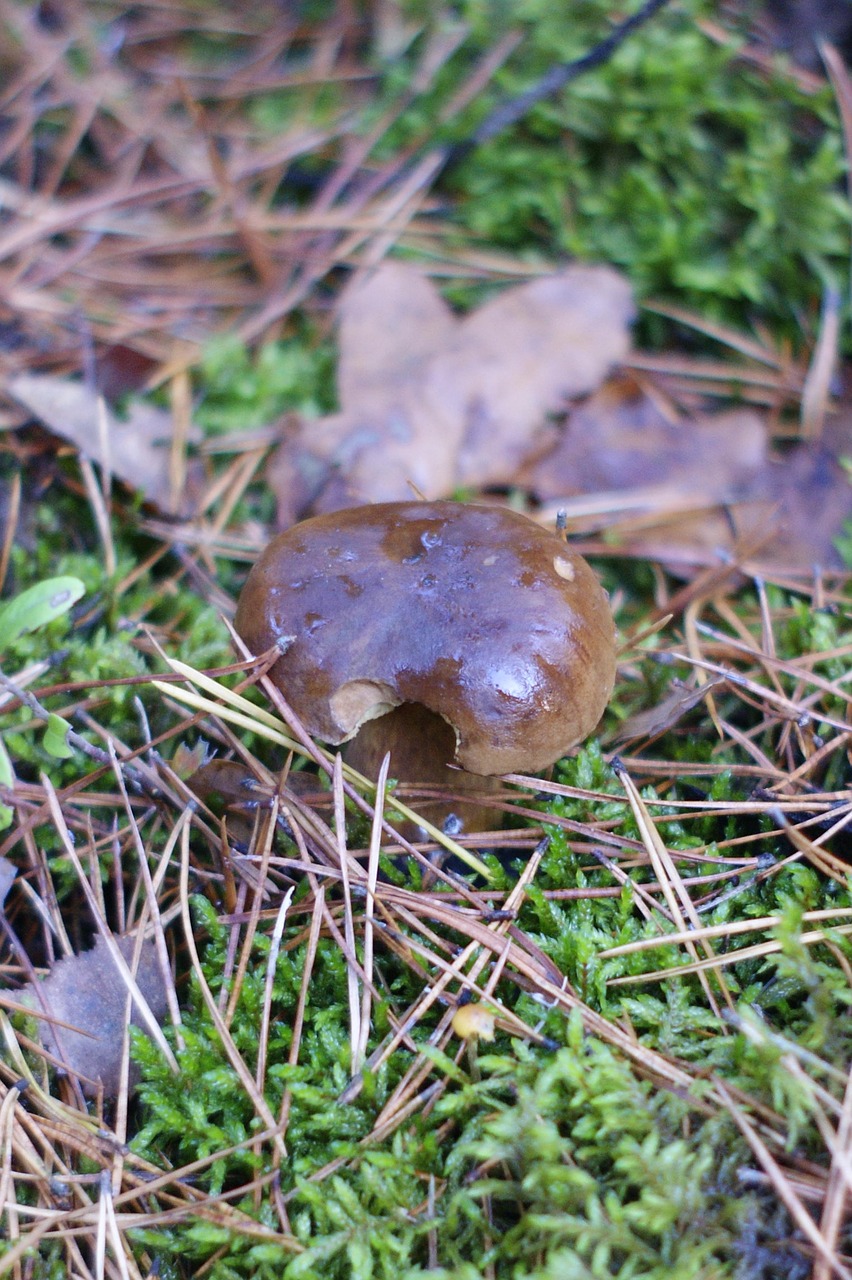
[234,501,616,833]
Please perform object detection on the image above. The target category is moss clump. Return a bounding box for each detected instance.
[382,0,850,346]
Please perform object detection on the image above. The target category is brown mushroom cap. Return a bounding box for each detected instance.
[234,501,616,775]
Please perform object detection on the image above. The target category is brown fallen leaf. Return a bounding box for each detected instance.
[268,261,634,524]
[439,267,636,486]
[605,435,851,576]
[751,432,852,571]
[336,261,458,414]
[25,933,170,1097]
[8,373,203,514]
[613,676,725,744]
[268,263,461,520]
[186,758,332,847]
[0,855,15,908]
[525,374,766,502]
[531,374,852,577]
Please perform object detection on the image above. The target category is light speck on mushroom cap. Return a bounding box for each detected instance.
[234,501,616,774]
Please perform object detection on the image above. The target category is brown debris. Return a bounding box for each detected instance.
[9,372,204,513]
[613,676,725,744]
[531,373,852,578]
[268,261,634,523]
[26,934,170,1097]
[524,374,766,502]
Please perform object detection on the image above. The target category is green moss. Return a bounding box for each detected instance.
[197,332,336,436]
[380,0,851,346]
[122,809,852,1276]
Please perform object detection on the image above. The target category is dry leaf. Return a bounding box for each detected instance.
[336,261,458,413]
[0,855,15,908]
[27,934,170,1097]
[613,677,725,744]
[597,433,851,575]
[525,375,766,501]
[269,262,634,524]
[445,267,636,485]
[8,373,202,514]
[751,432,852,571]
[268,263,460,519]
[530,375,852,575]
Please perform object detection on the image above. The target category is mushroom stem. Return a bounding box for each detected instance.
[342,703,502,836]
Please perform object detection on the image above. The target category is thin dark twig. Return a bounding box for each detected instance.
[0,669,154,792]
[445,0,674,167]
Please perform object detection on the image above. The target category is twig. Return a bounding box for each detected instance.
[444,0,674,166]
[0,670,129,773]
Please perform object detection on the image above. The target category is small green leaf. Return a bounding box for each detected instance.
[44,713,73,759]
[0,576,85,649]
[0,736,14,832]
